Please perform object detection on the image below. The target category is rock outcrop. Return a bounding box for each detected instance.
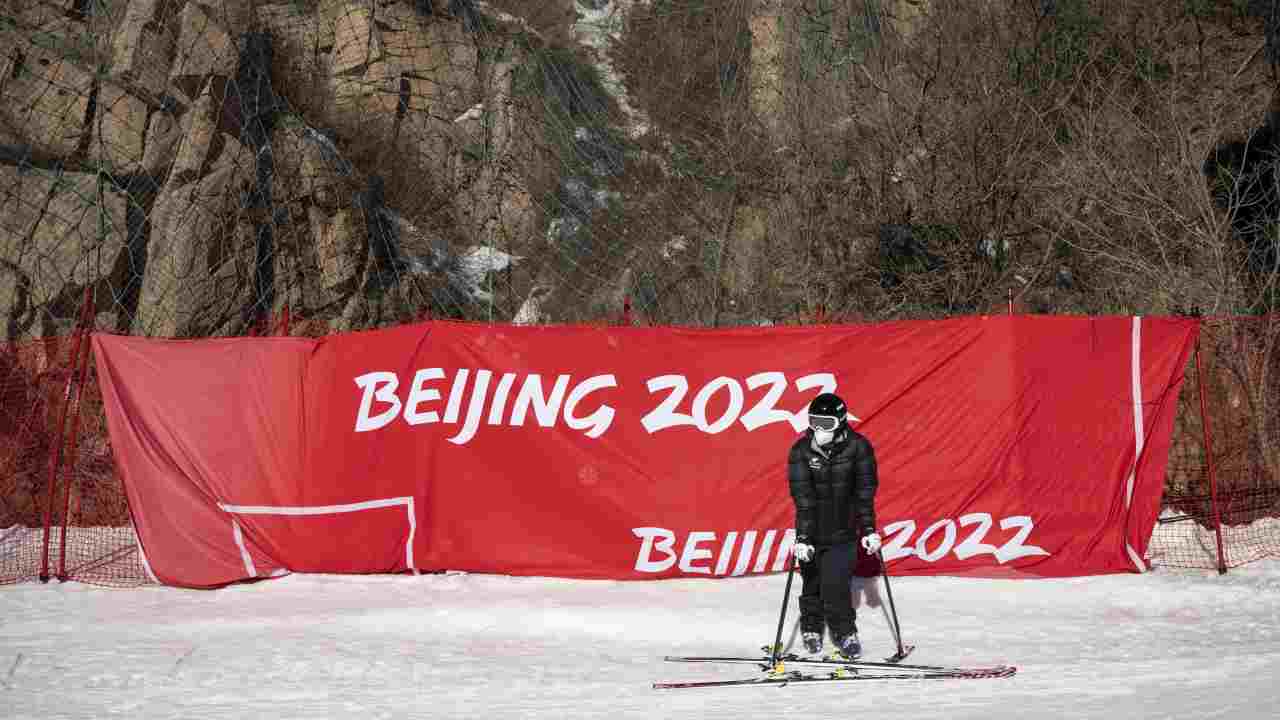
[0,0,644,338]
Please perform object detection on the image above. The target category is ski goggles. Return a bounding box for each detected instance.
[808,414,841,432]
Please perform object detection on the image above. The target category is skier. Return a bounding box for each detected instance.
[788,392,881,658]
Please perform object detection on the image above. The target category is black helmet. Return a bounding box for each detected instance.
[807,392,847,433]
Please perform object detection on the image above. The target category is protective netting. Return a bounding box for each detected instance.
[2,0,1280,583]
[53,352,152,587]
[0,305,151,586]
[0,0,1053,339]
[0,0,714,338]
[6,311,1280,585]
[1151,317,1280,571]
[4,0,1279,336]
[0,337,63,584]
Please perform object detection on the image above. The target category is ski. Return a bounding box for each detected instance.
[761,642,914,665]
[760,644,988,672]
[653,666,1015,690]
[666,653,1015,677]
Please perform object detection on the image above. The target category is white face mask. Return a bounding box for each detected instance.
[813,428,835,446]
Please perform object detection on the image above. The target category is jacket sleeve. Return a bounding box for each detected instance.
[787,446,816,541]
[852,435,879,537]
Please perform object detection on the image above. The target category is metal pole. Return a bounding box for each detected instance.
[57,289,96,580]
[1193,337,1228,574]
[878,549,909,661]
[38,288,92,581]
[769,557,797,670]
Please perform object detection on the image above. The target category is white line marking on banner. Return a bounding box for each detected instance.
[219,497,419,575]
[1126,316,1147,572]
[231,519,258,578]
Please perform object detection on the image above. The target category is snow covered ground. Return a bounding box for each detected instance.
[3,557,1280,719]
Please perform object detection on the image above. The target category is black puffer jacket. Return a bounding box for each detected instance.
[788,427,879,546]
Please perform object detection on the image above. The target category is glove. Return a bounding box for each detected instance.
[860,532,882,555]
[792,541,815,563]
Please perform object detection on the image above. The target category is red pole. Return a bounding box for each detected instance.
[38,288,92,582]
[56,290,96,580]
[1193,337,1228,574]
[1008,288,1013,315]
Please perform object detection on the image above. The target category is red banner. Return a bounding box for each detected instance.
[92,316,1197,588]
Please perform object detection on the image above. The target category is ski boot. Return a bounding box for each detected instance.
[833,632,861,659]
[801,631,823,655]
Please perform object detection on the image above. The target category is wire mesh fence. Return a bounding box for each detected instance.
[0,334,72,584]
[5,306,1280,586]
[1151,490,1280,571]
[0,0,774,340]
[1,1,1280,584]
[2,0,1043,341]
[1150,316,1280,571]
[0,295,150,587]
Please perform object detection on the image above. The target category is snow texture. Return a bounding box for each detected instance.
[3,539,1280,717]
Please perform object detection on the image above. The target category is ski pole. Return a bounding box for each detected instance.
[769,556,797,670]
[877,548,907,660]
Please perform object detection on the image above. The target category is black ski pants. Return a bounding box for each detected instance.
[797,540,857,640]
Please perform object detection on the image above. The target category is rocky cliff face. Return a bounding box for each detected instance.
[0,1,1273,339]
[1,0,791,337]
[0,0,562,339]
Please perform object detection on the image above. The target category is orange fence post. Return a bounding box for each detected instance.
[1193,337,1228,574]
[56,290,97,580]
[38,288,93,582]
